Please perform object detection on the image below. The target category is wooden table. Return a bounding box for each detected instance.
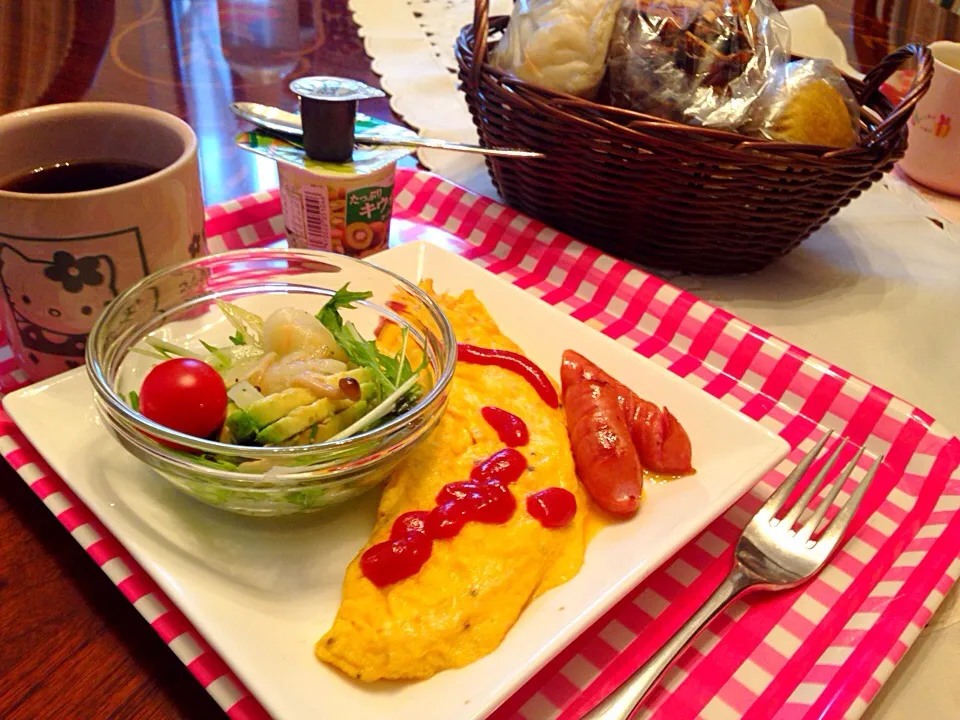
[1,1,957,718]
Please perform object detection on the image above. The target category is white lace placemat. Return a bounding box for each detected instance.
[408,0,513,72]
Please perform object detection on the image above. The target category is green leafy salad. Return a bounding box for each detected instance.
[128,285,428,471]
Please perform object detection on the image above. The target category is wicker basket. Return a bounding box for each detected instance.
[454,0,933,274]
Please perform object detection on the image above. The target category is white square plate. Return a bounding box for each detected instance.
[3,241,788,720]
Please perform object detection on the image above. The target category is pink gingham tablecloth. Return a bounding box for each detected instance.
[2,168,959,720]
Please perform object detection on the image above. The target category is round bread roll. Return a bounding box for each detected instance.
[766,75,859,148]
[491,0,619,100]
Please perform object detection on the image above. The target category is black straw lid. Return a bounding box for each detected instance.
[289,77,385,163]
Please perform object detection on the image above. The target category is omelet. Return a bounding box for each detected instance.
[315,282,590,682]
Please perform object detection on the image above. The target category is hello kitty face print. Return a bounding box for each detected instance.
[1,247,118,333]
[0,245,119,369]
[0,225,157,378]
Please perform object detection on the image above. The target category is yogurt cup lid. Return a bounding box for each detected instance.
[289,76,385,103]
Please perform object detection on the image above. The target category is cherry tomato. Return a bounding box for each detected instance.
[139,358,228,439]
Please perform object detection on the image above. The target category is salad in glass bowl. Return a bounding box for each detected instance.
[86,248,456,516]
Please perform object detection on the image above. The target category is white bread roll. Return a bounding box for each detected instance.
[491,0,619,100]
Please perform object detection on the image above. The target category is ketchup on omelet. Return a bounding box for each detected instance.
[359,403,578,587]
[457,343,559,408]
[360,442,529,587]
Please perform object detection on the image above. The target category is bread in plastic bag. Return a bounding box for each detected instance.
[490,0,620,100]
[606,0,791,129]
[750,58,860,147]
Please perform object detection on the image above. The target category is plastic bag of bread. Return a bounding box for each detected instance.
[607,0,790,128]
[490,0,620,100]
[750,58,860,147]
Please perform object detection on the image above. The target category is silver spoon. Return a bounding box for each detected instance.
[230,102,544,159]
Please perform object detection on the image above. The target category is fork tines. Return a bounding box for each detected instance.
[763,431,883,546]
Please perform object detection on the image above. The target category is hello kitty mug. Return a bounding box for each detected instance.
[0,102,206,382]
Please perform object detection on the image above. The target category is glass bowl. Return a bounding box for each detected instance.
[86,248,456,516]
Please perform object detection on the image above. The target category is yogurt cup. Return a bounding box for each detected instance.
[236,113,415,257]
[277,160,395,257]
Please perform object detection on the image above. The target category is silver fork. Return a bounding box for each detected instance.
[583,431,882,720]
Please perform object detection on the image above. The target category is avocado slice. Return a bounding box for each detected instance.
[233,397,374,470]
[255,397,344,445]
[218,403,239,444]
[247,387,317,427]
[324,366,372,386]
[225,387,317,442]
[227,367,374,437]
[256,381,376,445]
[225,409,260,444]
[279,398,370,446]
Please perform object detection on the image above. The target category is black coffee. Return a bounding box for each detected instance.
[1,160,160,193]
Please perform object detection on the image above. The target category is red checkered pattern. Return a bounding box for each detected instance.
[2,169,958,720]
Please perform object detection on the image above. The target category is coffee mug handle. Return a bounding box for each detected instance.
[859,44,934,148]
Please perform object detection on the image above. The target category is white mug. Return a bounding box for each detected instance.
[899,41,960,196]
[0,102,206,382]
